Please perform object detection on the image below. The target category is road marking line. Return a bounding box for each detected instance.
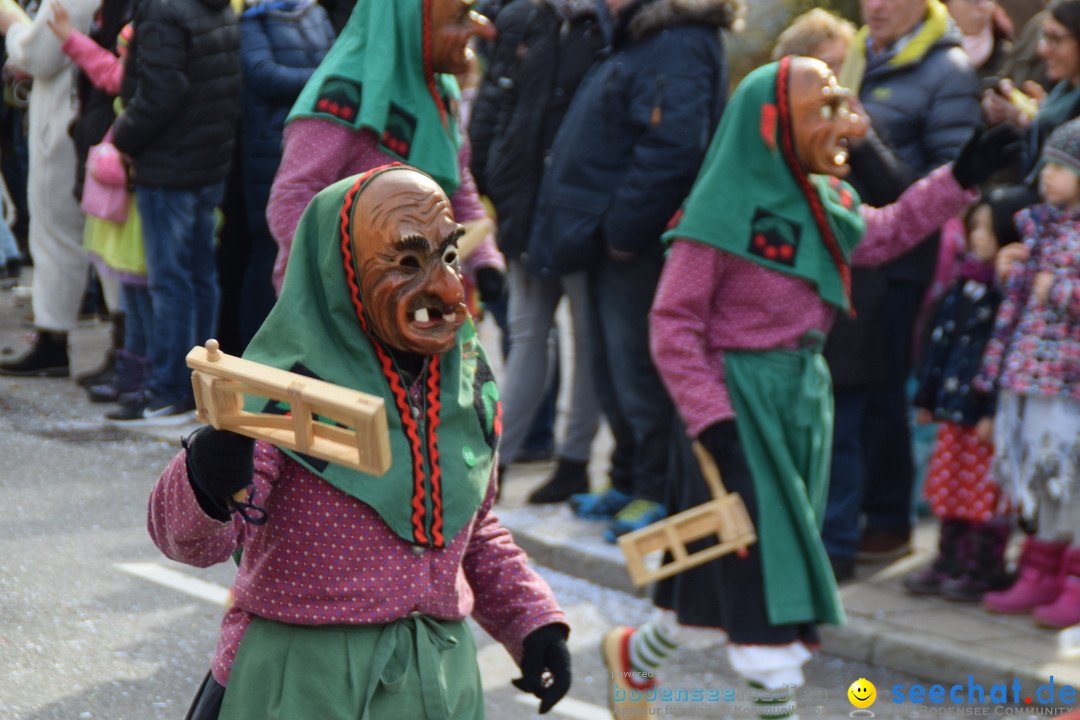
[513,693,610,720]
[114,562,230,606]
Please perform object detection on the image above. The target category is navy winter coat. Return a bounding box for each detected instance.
[914,272,1001,425]
[853,22,980,283]
[526,0,740,276]
[239,0,335,227]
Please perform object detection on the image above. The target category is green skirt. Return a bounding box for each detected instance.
[725,340,845,627]
[219,614,484,720]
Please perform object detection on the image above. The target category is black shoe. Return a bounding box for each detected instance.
[105,392,150,421]
[0,330,69,377]
[857,528,912,562]
[107,395,196,426]
[830,554,856,584]
[903,563,951,595]
[76,349,116,388]
[87,381,121,403]
[76,313,123,387]
[527,458,589,504]
[940,570,1015,603]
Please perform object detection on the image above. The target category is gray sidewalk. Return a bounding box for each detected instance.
[4,278,1079,693]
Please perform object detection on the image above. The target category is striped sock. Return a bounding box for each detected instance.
[748,681,798,719]
[628,620,680,680]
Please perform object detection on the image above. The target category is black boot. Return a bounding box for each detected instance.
[88,349,146,403]
[76,312,124,387]
[941,518,1013,603]
[0,329,69,377]
[904,518,969,595]
[527,458,589,504]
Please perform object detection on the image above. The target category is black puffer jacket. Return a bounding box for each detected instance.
[469,0,605,260]
[113,0,241,189]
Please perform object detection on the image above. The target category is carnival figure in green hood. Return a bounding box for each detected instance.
[266,0,505,306]
[149,165,570,719]
[600,55,1023,719]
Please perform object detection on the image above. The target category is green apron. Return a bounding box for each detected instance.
[219,615,483,720]
[724,335,845,627]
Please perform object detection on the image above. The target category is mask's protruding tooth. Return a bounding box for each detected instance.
[414,307,430,323]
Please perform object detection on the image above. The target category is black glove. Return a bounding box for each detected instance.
[475,266,505,303]
[951,124,1025,189]
[184,427,256,522]
[697,420,738,469]
[512,623,571,714]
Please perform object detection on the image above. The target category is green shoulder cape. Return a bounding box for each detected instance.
[287,0,462,195]
[242,166,496,548]
[663,57,864,314]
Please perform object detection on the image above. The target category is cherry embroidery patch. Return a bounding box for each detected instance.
[748,208,800,267]
[380,103,417,159]
[314,76,361,124]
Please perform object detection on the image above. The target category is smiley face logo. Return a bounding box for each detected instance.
[848,678,876,709]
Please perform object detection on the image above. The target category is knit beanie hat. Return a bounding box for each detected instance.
[1043,117,1080,178]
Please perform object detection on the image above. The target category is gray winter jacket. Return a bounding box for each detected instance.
[841,2,980,283]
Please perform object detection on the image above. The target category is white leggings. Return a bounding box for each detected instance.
[650,608,812,689]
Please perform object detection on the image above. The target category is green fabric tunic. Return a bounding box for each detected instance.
[219,616,483,720]
[725,342,844,626]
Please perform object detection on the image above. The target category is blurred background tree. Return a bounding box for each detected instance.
[728,0,861,83]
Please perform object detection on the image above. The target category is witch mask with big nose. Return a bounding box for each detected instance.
[351,169,468,356]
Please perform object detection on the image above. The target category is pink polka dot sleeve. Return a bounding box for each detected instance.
[463,483,568,663]
[856,165,977,267]
[650,240,734,438]
[147,450,243,568]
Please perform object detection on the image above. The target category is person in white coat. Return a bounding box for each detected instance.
[0,0,103,377]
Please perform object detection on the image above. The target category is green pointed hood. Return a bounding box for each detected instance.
[242,165,497,547]
[288,0,462,195]
[663,57,865,313]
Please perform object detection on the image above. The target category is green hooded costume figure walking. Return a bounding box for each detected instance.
[148,166,572,719]
[600,55,1020,719]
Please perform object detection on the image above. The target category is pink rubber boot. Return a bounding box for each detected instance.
[982,537,1067,614]
[1033,546,1080,629]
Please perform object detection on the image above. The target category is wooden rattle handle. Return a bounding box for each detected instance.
[691,440,729,499]
[186,341,391,476]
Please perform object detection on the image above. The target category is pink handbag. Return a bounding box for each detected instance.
[81,129,130,223]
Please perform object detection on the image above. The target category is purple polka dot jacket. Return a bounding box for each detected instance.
[148,441,567,686]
